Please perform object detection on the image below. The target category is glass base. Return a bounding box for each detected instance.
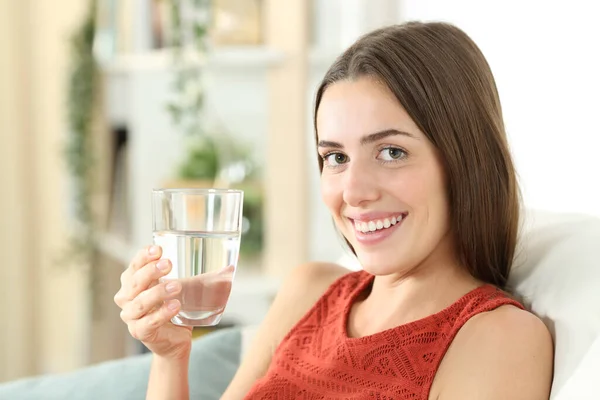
[171,311,224,327]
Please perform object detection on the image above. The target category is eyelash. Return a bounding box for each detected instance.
[321,152,347,168]
[321,146,408,168]
[378,146,408,164]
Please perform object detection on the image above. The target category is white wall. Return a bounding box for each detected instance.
[401,0,600,217]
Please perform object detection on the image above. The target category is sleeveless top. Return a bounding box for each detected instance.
[244,270,524,399]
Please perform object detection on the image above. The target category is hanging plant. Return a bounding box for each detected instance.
[64,0,101,309]
[166,0,210,138]
[165,0,264,257]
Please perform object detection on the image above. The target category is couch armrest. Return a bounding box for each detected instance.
[0,327,241,400]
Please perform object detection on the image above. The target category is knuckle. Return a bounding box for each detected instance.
[137,323,153,342]
[115,291,131,308]
[134,295,145,314]
[148,314,161,329]
[130,276,139,291]
[128,324,139,340]
[129,247,150,272]
[120,271,128,285]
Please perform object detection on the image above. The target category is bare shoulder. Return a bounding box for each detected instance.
[434,305,554,400]
[221,262,350,399]
[258,261,351,334]
[281,261,351,307]
[247,261,349,353]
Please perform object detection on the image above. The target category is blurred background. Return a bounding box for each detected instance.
[0,0,598,383]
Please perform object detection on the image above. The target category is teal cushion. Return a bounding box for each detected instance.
[0,327,241,400]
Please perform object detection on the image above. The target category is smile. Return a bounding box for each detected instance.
[353,214,406,233]
[349,212,408,246]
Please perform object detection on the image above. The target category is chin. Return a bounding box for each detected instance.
[353,248,409,276]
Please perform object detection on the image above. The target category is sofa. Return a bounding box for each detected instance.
[0,209,599,399]
[0,327,243,400]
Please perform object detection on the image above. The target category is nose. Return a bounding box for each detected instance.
[342,163,381,207]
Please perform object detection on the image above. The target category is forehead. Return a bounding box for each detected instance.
[316,77,421,140]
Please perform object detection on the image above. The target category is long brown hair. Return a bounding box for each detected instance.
[314,22,520,289]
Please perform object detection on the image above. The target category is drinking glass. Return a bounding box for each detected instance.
[152,188,244,327]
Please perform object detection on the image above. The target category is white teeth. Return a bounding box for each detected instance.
[355,221,367,233]
[354,215,405,233]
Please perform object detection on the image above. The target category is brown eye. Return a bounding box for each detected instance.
[323,152,349,166]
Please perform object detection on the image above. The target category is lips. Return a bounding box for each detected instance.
[353,214,405,233]
[349,213,408,245]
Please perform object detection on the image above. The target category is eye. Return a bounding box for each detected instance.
[378,147,407,162]
[323,152,349,167]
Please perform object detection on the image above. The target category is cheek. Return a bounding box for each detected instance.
[387,168,429,205]
[414,166,450,227]
[320,175,341,212]
[394,166,448,220]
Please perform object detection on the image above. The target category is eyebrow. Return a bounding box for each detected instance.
[317,129,417,149]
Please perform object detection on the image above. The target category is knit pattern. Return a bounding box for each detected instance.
[245,270,523,399]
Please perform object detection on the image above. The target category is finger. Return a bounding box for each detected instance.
[114,258,171,308]
[130,245,162,273]
[115,245,162,305]
[219,264,235,275]
[128,299,181,342]
[120,280,182,322]
[126,258,173,301]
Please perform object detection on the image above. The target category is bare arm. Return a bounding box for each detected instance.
[114,245,194,400]
[434,305,554,400]
[147,351,191,400]
[221,262,349,399]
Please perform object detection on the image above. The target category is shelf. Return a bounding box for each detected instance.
[101,46,341,75]
[101,46,286,74]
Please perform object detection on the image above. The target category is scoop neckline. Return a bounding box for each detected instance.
[341,270,494,342]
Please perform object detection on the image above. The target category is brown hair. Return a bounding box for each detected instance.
[314,22,520,289]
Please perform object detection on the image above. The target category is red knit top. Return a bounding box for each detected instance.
[244,270,523,399]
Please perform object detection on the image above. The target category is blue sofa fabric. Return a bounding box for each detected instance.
[0,327,241,400]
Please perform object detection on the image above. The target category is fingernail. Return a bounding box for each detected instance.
[167,300,179,311]
[148,246,159,256]
[157,260,169,271]
[166,281,180,293]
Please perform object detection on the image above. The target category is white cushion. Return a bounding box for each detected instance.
[510,209,600,398]
[552,334,600,399]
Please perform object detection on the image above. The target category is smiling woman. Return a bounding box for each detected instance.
[235,22,553,399]
[116,21,553,400]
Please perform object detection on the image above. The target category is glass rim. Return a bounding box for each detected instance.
[152,188,244,195]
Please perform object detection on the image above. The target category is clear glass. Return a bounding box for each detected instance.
[152,188,244,326]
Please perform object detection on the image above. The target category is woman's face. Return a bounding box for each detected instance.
[317,77,456,276]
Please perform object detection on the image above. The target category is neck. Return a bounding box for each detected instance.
[357,247,481,334]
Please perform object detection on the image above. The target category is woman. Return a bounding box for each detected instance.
[114,22,553,399]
